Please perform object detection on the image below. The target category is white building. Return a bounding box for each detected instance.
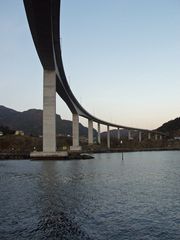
[15,130,24,136]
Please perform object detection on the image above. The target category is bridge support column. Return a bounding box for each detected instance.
[88,119,93,145]
[148,132,151,140]
[117,128,120,141]
[30,70,68,159]
[155,134,158,141]
[139,131,142,142]
[128,130,131,140]
[43,70,56,153]
[107,125,110,149]
[97,123,101,144]
[70,114,82,151]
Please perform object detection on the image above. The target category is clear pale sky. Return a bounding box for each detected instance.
[0,0,180,131]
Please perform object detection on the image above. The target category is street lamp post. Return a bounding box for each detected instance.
[120,140,123,160]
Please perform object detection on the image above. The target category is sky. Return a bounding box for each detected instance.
[0,0,180,131]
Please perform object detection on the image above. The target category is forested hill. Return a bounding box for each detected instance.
[156,117,180,136]
[0,105,96,137]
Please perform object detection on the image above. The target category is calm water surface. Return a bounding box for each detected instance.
[0,151,180,239]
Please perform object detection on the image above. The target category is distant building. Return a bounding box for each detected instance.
[80,136,88,143]
[57,133,66,137]
[15,130,24,136]
[174,136,180,140]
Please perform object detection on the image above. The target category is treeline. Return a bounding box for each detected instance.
[0,126,15,135]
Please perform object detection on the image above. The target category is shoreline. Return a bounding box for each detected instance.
[0,147,180,160]
[0,152,94,160]
[90,147,180,154]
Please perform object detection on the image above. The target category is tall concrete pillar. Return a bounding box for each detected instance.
[155,134,158,141]
[70,113,82,151]
[128,130,131,140]
[139,131,142,142]
[160,135,162,140]
[107,125,110,149]
[88,119,93,144]
[97,123,101,144]
[43,70,56,153]
[148,132,151,140]
[117,128,120,140]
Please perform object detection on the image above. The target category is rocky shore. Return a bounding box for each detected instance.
[0,152,94,160]
[1,147,180,160]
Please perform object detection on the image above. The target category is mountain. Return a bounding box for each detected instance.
[101,129,129,138]
[101,117,180,139]
[156,117,180,136]
[0,105,96,137]
[2,105,179,138]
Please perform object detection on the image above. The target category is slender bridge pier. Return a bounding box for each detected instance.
[23,0,165,159]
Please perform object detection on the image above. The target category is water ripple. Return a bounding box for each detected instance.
[0,152,180,239]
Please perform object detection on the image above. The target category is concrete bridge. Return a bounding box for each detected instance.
[23,0,164,158]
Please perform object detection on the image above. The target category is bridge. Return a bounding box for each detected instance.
[23,0,164,158]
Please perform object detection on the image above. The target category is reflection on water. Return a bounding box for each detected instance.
[0,151,180,239]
